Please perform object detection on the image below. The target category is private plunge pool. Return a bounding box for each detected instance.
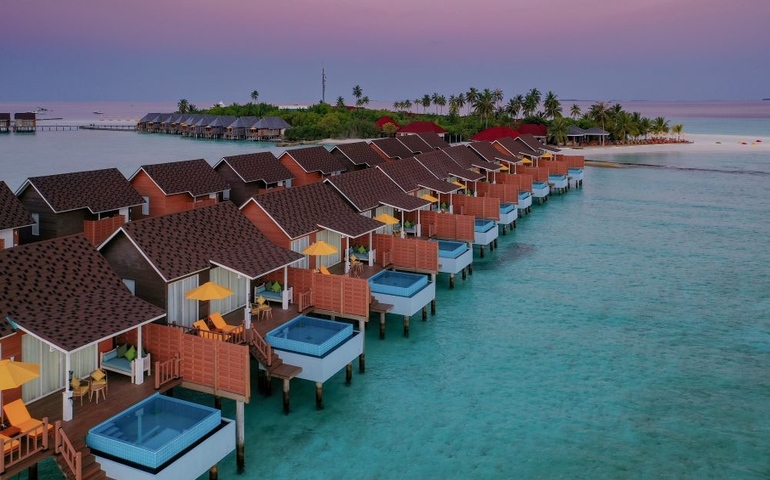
[474,218,496,233]
[266,315,353,357]
[86,393,233,478]
[435,240,467,259]
[369,269,429,297]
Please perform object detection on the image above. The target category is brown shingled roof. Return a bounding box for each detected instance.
[118,202,302,281]
[23,168,144,214]
[417,132,450,149]
[330,142,386,167]
[0,235,165,351]
[135,159,229,196]
[283,146,347,174]
[370,138,414,159]
[218,152,294,184]
[325,169,430,213]
[441,145,501,172]
[467,141,519,164]
[250,182,383,239]
[495,137,535,157]
[379,157,461,193]
[397,134,432,154]
[0,181,34,230]
[414,151,482,183]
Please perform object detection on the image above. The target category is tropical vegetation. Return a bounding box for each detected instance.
[178,86,683,145]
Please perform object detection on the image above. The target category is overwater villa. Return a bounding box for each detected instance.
[128,158,229,219]
[278,145,348,187]
[214,151,294,206]
[0,181,34,249]
[15,168,144,246]
[467,141,534,215]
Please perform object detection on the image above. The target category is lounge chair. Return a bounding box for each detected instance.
[2,399,53,438]
[1,433,20,456]
[194,319,230,341]
[319,265,332,275]
[210,312,243,335]
[71,375,90,406]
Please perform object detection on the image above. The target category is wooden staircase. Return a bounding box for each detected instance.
[248,327,302,382]
[55,437,113,480]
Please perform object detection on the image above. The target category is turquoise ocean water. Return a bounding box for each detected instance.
[2,102,769,479]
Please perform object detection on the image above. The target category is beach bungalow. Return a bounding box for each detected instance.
[13,112,35,133]
[99,202,303,326]
[0,234,166,421]
[397,134,433,154]
[0,112,10,133]
[225,116,258,140]
[441,145,502,180]
[467,141,533,214]
[0,181,34,249]
[189,115,217,138]
[206,116,237,139]
[412,150,483,208]
[397,121,448,139]
[566,125,589,146]
[240,182,383,274]
[470,126,521,142]
[128,158,229,219]
[278,146,347,187]
[214,152,294,207]
[15,168,144,246]
[251,117,291,140]
[329,141,387,171]
[369,137,414,160]
[136,112,161,132]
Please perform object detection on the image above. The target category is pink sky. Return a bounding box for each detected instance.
[1,0,768,103]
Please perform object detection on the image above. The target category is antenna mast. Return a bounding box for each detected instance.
[322,68,326,103]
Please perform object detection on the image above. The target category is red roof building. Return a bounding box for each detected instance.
[518,124,548,138]
[375,116,400,131]
[397,121,447,136]
[470,126,521,142]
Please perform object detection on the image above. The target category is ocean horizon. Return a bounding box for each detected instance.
[2,102,769,479]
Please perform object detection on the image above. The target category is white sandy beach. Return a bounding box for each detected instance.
[560,133,769,156]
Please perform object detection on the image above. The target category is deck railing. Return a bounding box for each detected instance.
[154,354,182,390]
[297,289,313,312]
[1,418,51,474]
[54,421,81,480]
[249,327,273,367]
[382,250,392,267]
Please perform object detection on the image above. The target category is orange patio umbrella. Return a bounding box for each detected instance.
[185,281,234,301]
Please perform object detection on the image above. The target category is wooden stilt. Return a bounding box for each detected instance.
[449,273,455,289]
[480,245,485,258]
[28,464,38,480]
[358,352,366,373]
[236,400,245,472]
[379,314,386,339]
[315,382,324,410]
[469,263,473,275]
[494,238,498,249]
[462,268,466,280]
[214,396,221,410]
[431,299,436,315]
[422,305,427,321]
[403,315,410,338]
[513,220,516,229]
[265,371,273,396]
[502,224,507,235]
[282,379,291,415]
[345,363,352,385]
[209,464,218,480]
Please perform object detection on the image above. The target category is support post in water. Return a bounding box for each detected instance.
[315,382,324,410]
[346,363,352,385]
[236,400,245,472]
[209,464,218,480]
[431,299,436,315]
[214,396,221,410]
[449,273,455,289]
[403,315,410,338]
[282,379,291,415]
[480,245,485,258]
[422,305,427,320]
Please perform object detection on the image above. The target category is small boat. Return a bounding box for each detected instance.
[93,111,104,115]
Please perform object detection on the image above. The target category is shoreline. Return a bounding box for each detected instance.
[561,133,768,156]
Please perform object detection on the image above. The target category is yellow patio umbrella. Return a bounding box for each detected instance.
[0,359,40,391]
[185,281,234,301]
[452,180,466,189]
[420,194,439,203]
[541,152,553,158]
[521,158,533,165]
[374,213,400,225]
[499,164,510,171]
[302,240,338,256]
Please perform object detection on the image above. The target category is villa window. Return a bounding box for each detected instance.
[142,196,150,215]
[31,213,40,236]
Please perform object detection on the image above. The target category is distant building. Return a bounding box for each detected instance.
[13,112,35,132]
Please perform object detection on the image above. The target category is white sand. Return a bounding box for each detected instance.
[560,133,769,156]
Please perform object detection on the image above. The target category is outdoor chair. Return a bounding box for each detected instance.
[2,399,53,438]
[210,312,243,335]
[255,296,272,322]
[1,433,20,456]
[319,265,332,275]
[194,319,230,341]
[350,255,364,277]
[71,375,90,406]
[89,368,108,404]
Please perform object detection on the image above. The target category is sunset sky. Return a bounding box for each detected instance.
[2,0,768,105]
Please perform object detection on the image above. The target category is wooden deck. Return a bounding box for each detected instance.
[2,374,181,478]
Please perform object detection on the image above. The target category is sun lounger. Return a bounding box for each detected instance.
[2,399,53,438]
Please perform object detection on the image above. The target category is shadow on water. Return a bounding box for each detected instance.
[587,158,770,177]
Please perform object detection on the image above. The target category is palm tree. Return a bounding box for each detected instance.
[543,91,562,119]
[177,98,189,114]
[448,95,460,117]
[404,99,412,112]
[638,117,652,142]
[492,88,504,109]
[548,117,569,146]
[358,96,370,109]
[431,93,440,115]
[352,85,363,104]
[421,94,431,114]
[466,87,479,115]
[336,96,346,108]
[652,116,670,140]
[474,89,495,128]
[414,98,421,113]
[589,101,611,145]
[456,93,466,117]
[523,88,541,117]
[570,104,581,119]
[436,95,447,115]
[505,98,521,118]
[672,123,684,141]
[612,111,637,145]
[250,90,259,103]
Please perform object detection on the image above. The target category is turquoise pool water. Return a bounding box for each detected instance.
[369,270,429,297]
[474,218,495,232]
[266,316,353,357]
[433,240,467,259]
[87,393,220,470]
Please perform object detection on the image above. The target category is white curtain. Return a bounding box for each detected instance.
[22,335,63,402]
[210,267,247,315]
[71,345,98,379]
[316,230,342,267]
[291,236,310,269]
[168,276,199,327]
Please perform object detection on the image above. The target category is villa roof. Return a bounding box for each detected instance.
[516,133,560,153]
[15,112,35,120]
[518,124,548,137]
[115,202,302,282]
[208,116,237,127]
[254,117,291,130]
[138,113,162,123]
[441,145,501,172]
[249,182,383,238]
[414,151,484,184]
[470,126,521,142]
[494,137,530,157]
[375,116,400,130]
[132,159,229,196]
[330,142,386,167]
[584,127,610,136]
[397,134,433,154]
[467,141,519,164]
[370,137,414,159]
[282,146,347,174]
[325,168,431,213]
[0,113,10,121]
[378,157,459,193]
[416,132,449,149]
[567,125,588,136]
[20,168,144,214]
[398,121,447,134]
[217,152,294,184]
[0,234,165,352]
[0,181,34,230]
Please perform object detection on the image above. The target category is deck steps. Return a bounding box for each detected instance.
[249,337,302,380]
[55,439,114,480]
